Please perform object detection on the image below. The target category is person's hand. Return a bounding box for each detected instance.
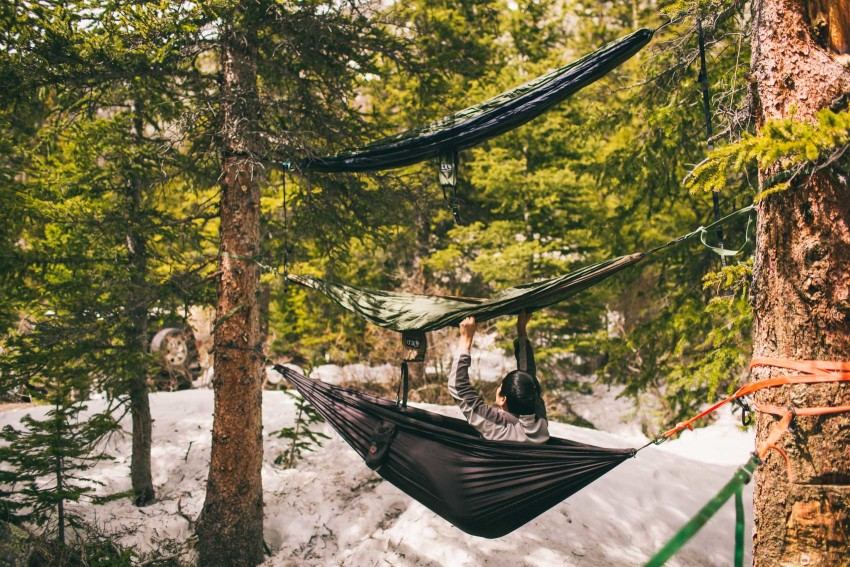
[458,316,476,350]
[516,310,532,337]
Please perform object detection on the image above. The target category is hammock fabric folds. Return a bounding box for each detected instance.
[287,253,645,333]
[301,28,654,173]
[276,365,634,538]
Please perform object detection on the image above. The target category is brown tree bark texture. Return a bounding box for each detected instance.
[750,1,850,565]
[196,18,265,567]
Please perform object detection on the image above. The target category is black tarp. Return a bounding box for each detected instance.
[301,28,654,173]
[276,365,634,538]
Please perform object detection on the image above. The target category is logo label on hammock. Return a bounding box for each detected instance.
[439,149,458,187]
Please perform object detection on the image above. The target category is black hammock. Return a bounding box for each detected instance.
[301,28,654,173]
[274,365,634,538]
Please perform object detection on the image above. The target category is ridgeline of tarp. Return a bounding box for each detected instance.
[274,364,634,538]
[286,206,753,333]
[300,28,654,173]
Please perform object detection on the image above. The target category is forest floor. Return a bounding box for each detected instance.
[0,369,756,566]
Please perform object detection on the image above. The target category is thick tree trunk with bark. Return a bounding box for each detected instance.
[750,1,850,565]
[126,105,155,507]
[196,12,266,567]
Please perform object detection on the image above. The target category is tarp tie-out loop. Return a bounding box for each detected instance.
[697,212,752,258]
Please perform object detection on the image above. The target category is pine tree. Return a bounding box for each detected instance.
[271,390,330,469]
[0,366,118,545]
[1,0,217,509]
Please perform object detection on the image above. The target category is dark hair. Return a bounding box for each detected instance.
[500,370,538,416]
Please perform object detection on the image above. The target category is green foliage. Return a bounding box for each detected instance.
[271,389,331,468]
[0,391,119,543]
[0,0,784,451]
[686,109,850,199]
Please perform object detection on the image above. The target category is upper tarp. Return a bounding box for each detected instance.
[287,253,645,332]
[301,28,654,173]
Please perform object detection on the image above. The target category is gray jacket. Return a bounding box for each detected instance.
[448,337,549,444]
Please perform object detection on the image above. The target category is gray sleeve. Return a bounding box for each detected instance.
[513,337,546,419]
[448,351,516,439]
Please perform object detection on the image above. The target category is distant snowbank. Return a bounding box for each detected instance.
[0,384,755,566]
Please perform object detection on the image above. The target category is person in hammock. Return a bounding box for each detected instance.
[449,311,549,444]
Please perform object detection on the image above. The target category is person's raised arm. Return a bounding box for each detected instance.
[457,316,476,353]
[513,311,546,419]
[514,311,537,377]
[448,316,482,412]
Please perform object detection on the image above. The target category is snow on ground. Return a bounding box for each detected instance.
[0,380,756,566]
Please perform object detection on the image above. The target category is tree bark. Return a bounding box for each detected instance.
[196,11,266,567]
[750,1,850,565]
[127,102,155,507]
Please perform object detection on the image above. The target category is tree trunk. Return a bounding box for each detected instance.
[750,1,850,565]
[54,406,64,546]
[196,10,266,566]
[127,103,155,507]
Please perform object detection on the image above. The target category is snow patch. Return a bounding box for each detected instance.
[0,384,756,566]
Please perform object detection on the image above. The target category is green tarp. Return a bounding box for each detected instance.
[288,253,644,332]
[287,206,754,333]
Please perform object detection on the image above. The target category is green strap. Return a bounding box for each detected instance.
[644,454,759,567]
[212,300,248,333]
[735,484,745,567]
[221,252,281,276]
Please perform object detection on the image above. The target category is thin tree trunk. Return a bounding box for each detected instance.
[750,1,850,565]
[54,406,64,546]
[196,9,265,566]
[127,102,155,507]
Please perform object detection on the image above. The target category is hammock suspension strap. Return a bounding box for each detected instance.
[398,361,410,409]
[646,402,819,567]
[398,331,427,409]
[439,149,461,224]
[658,357,850,441]
[696,17,727,267]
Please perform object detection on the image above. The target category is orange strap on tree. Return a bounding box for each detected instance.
[660,357,850,440]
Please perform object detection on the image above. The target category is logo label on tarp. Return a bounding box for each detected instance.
[401,331,427,362]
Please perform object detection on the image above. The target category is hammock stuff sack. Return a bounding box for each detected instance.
[275,365,634,538]
[301,28,654,173]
